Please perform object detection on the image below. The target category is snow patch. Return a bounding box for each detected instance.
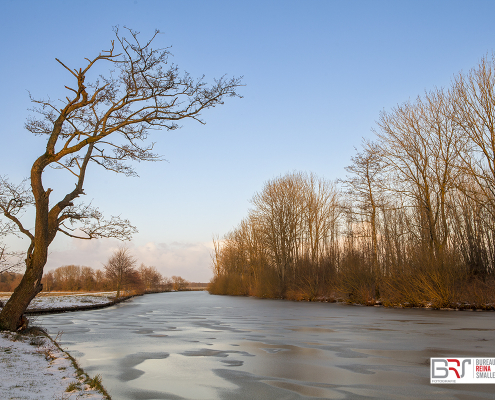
[0,331,107,399]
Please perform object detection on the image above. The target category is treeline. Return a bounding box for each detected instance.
[0,272,22,292]
[0,246,203,296]
[38,264,189,295]
[208,55,495,309]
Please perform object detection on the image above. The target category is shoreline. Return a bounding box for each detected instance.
[209,292,495,311]
[0,292,145,399]
[25,293,138,315]
[24,289,204,314]
[45,330,112,399]
[0,289,184,316]
[0,327,111,399]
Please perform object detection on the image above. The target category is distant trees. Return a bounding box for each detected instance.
[0,273,22,292]
[210,55,495,308]
[139,264,163,291]
[171,276,189,291]
[42,265,106,292]
[104,247,137,298]
[35,261,189,295]
[80,266,96,292]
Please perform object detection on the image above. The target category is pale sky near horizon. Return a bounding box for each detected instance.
[2,0,495,281]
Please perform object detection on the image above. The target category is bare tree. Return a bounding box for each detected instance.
[376,88,460,265]
[171,275,189,291]
[0,27,242,331]
[138,264,162,291]
[251,173,306,293]
[301,173,340,297]
[452,55,495,220]
[104,247,137,298]
[210,172,341,299]
[342,142,383,271]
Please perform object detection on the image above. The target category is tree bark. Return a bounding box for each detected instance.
[0,260,43,331]
[0,160,49,331]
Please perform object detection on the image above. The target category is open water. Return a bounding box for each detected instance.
[38,291,495,399]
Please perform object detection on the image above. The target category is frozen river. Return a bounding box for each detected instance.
[38,291,495,399]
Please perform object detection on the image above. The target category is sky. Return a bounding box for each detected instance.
[2,0,495,282]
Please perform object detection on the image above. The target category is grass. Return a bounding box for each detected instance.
[49,334,112,399]
[65,381,81,392]
[88,374,106,392]
[3,325,113,399]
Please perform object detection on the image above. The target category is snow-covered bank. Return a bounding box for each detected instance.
[0,292,115,313]
[29,293,114,310]
[0,293,117,399]
[0,329,108,399]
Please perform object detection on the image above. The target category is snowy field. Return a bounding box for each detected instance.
[0,292,115,311]
[0,330,107,399]
[0,293,115,399]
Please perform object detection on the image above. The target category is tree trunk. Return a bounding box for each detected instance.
[0,161,49,331]
[0,259,44,331]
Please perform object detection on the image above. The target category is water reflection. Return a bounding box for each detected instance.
[38,291,495,399]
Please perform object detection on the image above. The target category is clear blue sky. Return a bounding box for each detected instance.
[2,0,495,281]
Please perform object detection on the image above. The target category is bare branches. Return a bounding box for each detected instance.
[0,27,243,331]
[24,27,242,181]
[0,220,25,273]
[104,246,137,297]
[19,26,242,249]
[58,204,137,241]
[0,245,24,274]
[2,28,242,274]
[0,177,35,242]
[451,55,495,219]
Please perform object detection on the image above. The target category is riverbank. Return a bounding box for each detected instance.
[0,327,110,399]
[0,291,154,315]
[0,292,126,399]
[0,290,195,399]
[0,292,115,312]
[208,290,495,311]
[307,296,495,311]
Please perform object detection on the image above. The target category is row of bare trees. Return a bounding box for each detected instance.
[36,247,189,297]
[41,263,159,296]
[209,172,341,299]
[0,246,193,296]
[100,247,190,296]
[209,55,495,308]
[38,261,189,297]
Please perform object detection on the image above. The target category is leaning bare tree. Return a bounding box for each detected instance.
[0,27,242,331]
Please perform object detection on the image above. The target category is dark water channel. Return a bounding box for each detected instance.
[38,291,495,399]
